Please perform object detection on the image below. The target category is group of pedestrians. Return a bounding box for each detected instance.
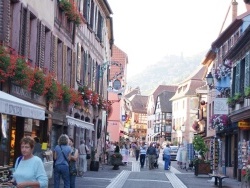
[53,134,90,188]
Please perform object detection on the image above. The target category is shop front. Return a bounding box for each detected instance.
[0,90,46,178]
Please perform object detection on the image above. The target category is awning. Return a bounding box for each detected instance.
[0,91,45,120]
[66,116,94,131]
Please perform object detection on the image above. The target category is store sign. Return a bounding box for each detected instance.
[0,91,45,120]
[238,121,250,128]
[214,98,228,114]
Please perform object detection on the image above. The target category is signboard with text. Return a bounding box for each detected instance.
[214,98,228,114]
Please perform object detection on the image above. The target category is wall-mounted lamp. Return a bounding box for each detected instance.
[108,93,122,105]
[205,72,230,97]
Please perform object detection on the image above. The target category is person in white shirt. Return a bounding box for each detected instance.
[139,143,147,168]
[78,140,89,176]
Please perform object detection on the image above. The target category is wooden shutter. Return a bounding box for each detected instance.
[76,43,81,83]
[235,62,240,93]
[71,51,76,88]
[0,0,10,44]
[20,7,30,58]
[37,22,45,68]
[50,34,57,76]
[245,53,250,87]
[62,44,67,85]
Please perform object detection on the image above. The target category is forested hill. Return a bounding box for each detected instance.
[127,51,206,95]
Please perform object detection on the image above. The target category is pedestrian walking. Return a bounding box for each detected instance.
[78,140,89,176]
[33,136,43,160]
[53,134,71,188]
[146,142,157,170]
[135,142,140,161]
[163,144,171,170]
[8,136,48,188]
[69,138,79,188]
[139,142,147,168]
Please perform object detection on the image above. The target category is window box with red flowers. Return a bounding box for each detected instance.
[209,114,229,132]
[59,0,82,25]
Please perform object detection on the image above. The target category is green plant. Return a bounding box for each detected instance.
[233,93,242,100]
[244,86,250,97]
[227,96,235,107]
[192,135,209,160]
[31,68,45,95]
[110,153,123,166]
[62,85,71,104]
[45,79,58,102]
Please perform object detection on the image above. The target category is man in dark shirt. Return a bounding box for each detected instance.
[146,143,157,170]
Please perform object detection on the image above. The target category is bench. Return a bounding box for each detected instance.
[208,173,229,188]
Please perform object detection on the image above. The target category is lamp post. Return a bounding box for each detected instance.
[205,72,230,97]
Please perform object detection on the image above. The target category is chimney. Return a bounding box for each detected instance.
[232,0,238,21]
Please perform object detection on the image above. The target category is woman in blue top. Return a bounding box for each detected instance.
[12,136,48,187]
[163,144,171,170]
[53,134,71,188]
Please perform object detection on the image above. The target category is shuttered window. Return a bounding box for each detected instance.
[36,21,45,68]
[97,11,103,42]
[50,35,58,77]
[245,53,250,87]
[240,59,245,93]
[92,61,96,91]
[235,62,240,94]
[62,44,67,85]
[88,55,92,87]
[83,51,88,86]
[57,40,63,83]
[89,0,94,30]
[0,0,10,44]
[71,51,75,88]
[83,0,90,22]
[66,47,72,86]
[76,43,81,83]
[20,7,30,58]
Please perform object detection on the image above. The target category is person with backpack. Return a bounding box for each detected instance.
[9,136,48,187]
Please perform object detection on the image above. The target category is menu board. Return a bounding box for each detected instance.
[210,138,220,171]
[238,140,248,169]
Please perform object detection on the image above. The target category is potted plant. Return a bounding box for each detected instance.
[227,96,236,108]
[244,86,250,99]
[234,92,244,103]
[110,153,123,170]
[192,135,210,176]
[89,148,99,171]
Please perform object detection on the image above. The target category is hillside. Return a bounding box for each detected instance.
[127,51,206,95]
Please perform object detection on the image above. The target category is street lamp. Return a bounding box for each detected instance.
[205,72,230,97]
[108,93,122,105]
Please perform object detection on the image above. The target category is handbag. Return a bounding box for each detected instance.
[60,146,77,176]
[85,146,91,159]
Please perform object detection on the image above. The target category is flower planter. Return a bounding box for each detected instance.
[90,161,99,171]
[194,162,211,176]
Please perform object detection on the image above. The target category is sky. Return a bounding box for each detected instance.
[107,0,247,80]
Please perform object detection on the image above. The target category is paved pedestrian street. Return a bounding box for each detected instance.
[49,156,241,188]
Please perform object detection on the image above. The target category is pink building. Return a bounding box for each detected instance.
[107,45,128,142]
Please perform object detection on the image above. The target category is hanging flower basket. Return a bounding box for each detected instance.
[210,114,228,131]
[192,121,200,132]
[214,64,231,80]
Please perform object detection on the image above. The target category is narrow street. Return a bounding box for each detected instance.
[49,154,241,188]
